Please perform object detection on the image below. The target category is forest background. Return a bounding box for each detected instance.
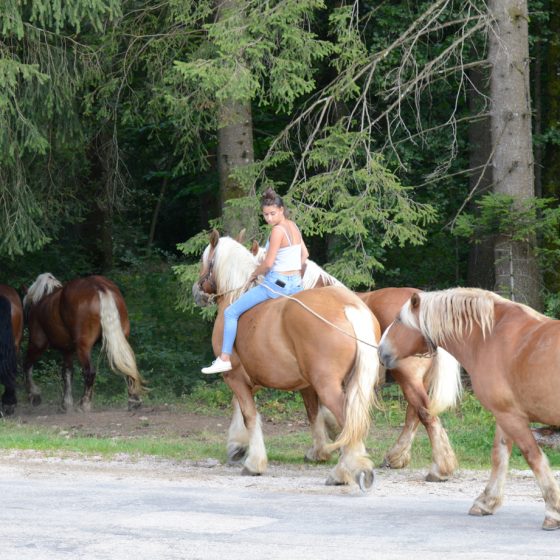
[1,0,560,401]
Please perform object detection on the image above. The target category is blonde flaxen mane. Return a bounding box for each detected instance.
[404,287,545,346]
[206,237,258,304]
[23,273,62,309]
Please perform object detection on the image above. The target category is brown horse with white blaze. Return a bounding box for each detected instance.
[193,231,381,489]
[378,287,560,531]
[0,284,23,415]
[23,273,146,412]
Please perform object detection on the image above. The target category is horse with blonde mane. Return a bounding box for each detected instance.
[250,242,461,481]
[193,230,381,489]
[23,273,146,412]
[0,284,23,415]
[378,287,560,530]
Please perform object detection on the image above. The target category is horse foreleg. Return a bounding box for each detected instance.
[224,373,267,476]
[77,346,95,413]
[491,415,560,530]
[391,370,457,481]
[300,387,332,462]
[469,422,512,517]
[60,353,74,412]
[227,396,250,464]
[23,342,45,407]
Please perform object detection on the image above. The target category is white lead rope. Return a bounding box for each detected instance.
[257,280,380,350]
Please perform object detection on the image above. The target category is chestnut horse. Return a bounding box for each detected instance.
[378,287,560,530]
[250,246,461,481]
[0,284,23,415]
[23,273,146,412]
[193,231,381,489]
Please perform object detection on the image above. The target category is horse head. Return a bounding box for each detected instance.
[23,273,62,312]
[193,230,257,307]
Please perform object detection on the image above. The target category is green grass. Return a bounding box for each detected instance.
[3,385,560,471]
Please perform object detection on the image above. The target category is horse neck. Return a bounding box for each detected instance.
[435,326,485,375]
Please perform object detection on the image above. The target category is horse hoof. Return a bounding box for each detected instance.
[227,447,247,465]
[468,504,492,517]
[356,470,375,492]
[128,398,142,411]
[325,475,347,486]
[425,472,447,483]
[542,517,560,531]
[241,466,262,477]
[2,405,16,416]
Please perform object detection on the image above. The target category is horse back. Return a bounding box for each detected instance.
[60,276,130,339]
[234,286,378,389]
[359,287,420,332]
[0,284,24,351]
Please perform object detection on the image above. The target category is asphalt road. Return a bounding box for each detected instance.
[1,453,558,560]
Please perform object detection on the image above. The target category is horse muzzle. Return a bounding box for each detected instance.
[192,283,210,307]
[378,341,398,370]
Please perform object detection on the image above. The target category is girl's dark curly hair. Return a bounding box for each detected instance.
[260,188,284,209]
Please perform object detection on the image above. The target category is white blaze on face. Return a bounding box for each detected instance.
[399,299,420,330]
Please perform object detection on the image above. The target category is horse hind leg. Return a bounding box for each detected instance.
[319,384,374,489]
[60,353,74,413]
[23,341,45,407]
[76,346,95,413]
[300,388,332,463]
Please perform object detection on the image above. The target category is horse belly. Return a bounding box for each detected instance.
[235,311,309,390]
[512,333,560,425]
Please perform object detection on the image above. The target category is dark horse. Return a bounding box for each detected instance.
[0,284,23,416]
[23,273,146,412]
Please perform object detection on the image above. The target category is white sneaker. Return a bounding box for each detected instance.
[201,357,232,374]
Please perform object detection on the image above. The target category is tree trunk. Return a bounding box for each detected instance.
[466,65,494,290]
[215,0,257,239]
[488,0,542,309]
[543,0,560,199]
[217,98,256,237]
[148,177,168,248]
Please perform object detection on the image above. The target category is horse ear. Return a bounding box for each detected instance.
[236,229,246,243]
[410,293,420,309]
[209,229,220,247]
[250,240,259,256]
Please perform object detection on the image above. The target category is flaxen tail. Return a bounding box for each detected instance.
[426,347,462,416]
[98,290,145,396]
[326,305,379,453]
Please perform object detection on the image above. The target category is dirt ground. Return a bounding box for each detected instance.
[7,400,309,440]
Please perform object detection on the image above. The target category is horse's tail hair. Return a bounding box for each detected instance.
[426,347,462,416]
[0,296,17,389]
[325,305,379,453]
[98,290,146,395]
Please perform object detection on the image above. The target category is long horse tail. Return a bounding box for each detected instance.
[326,305,379,453]
[0,296,17,390]
[98,290,146,395]
[425,347,462,416]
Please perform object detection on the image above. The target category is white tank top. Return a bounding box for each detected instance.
[265,225,302,273]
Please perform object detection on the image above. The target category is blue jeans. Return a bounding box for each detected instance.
[222,271,303,355]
